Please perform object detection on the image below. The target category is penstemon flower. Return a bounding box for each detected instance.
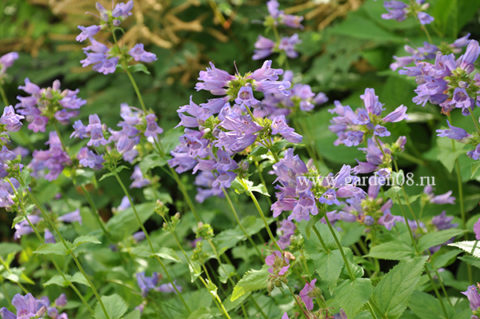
[30,131,71,181]
[0,293,68,319]
[299,279,317,311]
[16,79,86,132]
[0,52,18,83]
[77,1,156,75]
[382,0,434,25]
[329,88,408,147]
[463,284,480,319]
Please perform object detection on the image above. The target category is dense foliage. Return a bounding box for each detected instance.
[1,0,480,318]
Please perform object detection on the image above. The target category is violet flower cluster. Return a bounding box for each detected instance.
[463,284,480,319]
[170,60,322,202]
[16,79,86,132]
[71,104,163,170]
[136,272,179,297]
[0,52,19,83]
[253,0,303,61]
[77,1,156,74]
[0,293,68,319]
[382,0,434,25]
[329,88,408,147]
[271,148,366,222]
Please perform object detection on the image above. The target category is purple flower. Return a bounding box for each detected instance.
[195,62,235,95]
[383,105,408,122]
[417,12,434,25]
[459,40,480,73]
[278,34,301,59]
[299,279,317,311]
[77,147,104,170]
[432,211,457,230]
[265,251,290,276]
[144,113,163,138]
[436,120,471,140]
[58,209,82,224]
[463,285,480,312]
[281,14,304,29]
[44,229,55,244]
[137,272,159,297]
[30,132,71,181]
[0,52,19,73]
[129,44,157,63]
[468,144,480,160]
[271,115,302,143]
[76,25,100,42]
[16,79,85,131]
[112,0,133,19]
[381,1,408,21]
[130,165,150,188]
[278,219,295,249]
[81,39,118,74]
[14,216,41,240]
[0,106,24,132]
[474,218,480,240]
[235,86,260,107]
[424,185,455,204]
[253,36,275,60]
[86,114,108,147]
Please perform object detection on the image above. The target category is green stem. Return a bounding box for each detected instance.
[222,188,263,261]
[112,171,191,313]
[0,257,29,294]
[312,225,329,252]
[9,179,94,314]
[254,160,272,206]
[26,190,110,319]
[324,214,354,280]
[0,85,8,106]
[79,184,112,238]
[239,178,281,251]
[198,276,232,319]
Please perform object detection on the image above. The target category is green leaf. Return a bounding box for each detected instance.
[218,263,236,284]
[367,241,414,260]
[95,294,128,319]
[71,272,89,286]
[128,63,151,75]
[44,274,70,287]
[123,310,141,319]
[417,229,465,252]
[0,243,22,257]
[372,257,427,318]
[231,266,269,301]
[408,290,447,319]
[152,247,180,263]
[34,243,69,256]
[106,202,155,241]
[448,241,480,257]
[231,178,269,197]
[334,278,373,318]
[459,255,480,269]
[314,250,344,286]
[73,235,101,247]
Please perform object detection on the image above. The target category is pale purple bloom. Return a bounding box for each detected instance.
[299,279,317,311]
[77,147,104,170]
[0,52,19,72]
[432,211,457,230]
[271,115,302,143]
[265,251,290,276]
[436,120,471,140]
[195,62,235,95]
[381,1,408,21]
[133,231,146,242]
[81,39,118,75]
[0,106,23,132]
[30,131,71,181]
[129,44,157,63]
[76,25,100,42]
[474,218,480,240]
[112,0,133,19]
[424,185,455,204]
[117,196,131,211]
[130,165,150,188]
[58,209,82,224]
[278,219,295,249]
[278,34,301,59]
[417,12,434,25]
[383,105,408,122]
[144,113,163,138]
[462,285,480,312]
[44,229,55,244]
[14,216,41,240]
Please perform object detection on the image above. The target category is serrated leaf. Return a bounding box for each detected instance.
[334,278,373,318]
[231,266,269,301]
[372,257,427,318]
[231,178,270,197]
[34,243,69,256]
[95,294,128,319]
[448,241,480,257]
[417,229,465,252]
[0,243,22,257]
[314,250,344,285]
[367,241,414,260]
[218,263,235,284]
[71,272,89,286]
[44,274,70,287]
[73,235,101,247]
[408,290,448,319]
[152,247,180,262]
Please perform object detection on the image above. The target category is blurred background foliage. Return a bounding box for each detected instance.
[1,0,480,250]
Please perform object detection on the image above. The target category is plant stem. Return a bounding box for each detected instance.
[0,257,29,294]
[0,85,8,106]
[222,188,263,261]
[26,190,110,319]
[112,171,191,313]
[9,179,94,315]
[312,225,329,252]
[198,276,232,319]
[239,178,282,251]
[324,215,354,280]
[79,184,112,239]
